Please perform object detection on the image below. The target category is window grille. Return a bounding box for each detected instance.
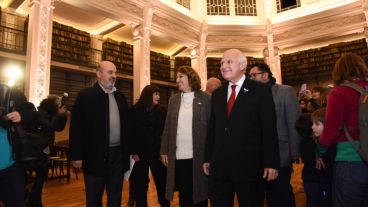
[207,0,230,15]
[235,0,257,16]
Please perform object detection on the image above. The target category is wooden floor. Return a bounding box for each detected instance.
[41,163,306,207]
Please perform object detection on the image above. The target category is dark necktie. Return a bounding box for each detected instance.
[227,85,237,117]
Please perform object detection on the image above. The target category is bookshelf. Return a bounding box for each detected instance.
[280,38,368,85]
[206,57,222,80]
[150,51,171,81]
[174,57,191,68]
[102,39,133,75]
[102,38,123,70]
[51,22,91,66]
[121,41,133,74]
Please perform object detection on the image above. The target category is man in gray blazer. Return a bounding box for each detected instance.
[249,62,301,207]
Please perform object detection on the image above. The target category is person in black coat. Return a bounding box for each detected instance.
[0,84,34,207]
[69,61,131,207]
[130,84,170,207]
[204,49,279,207]
[27,95,67,207]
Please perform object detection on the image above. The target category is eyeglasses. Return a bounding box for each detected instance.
[248,72,265,78]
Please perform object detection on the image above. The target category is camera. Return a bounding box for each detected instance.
[60,92,68,107]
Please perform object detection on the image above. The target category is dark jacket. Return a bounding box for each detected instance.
[205,78,280,181]
[130,104,166,161]
[36,108,67,151]
[0,84,34,160]
[69,83,131,176]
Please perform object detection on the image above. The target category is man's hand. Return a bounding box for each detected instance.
[203,162,210,176]
[132,154,140,162]
[71,160,82,169]
[6,112,21,123]
[160,155,168,167]
[263,168,278,181]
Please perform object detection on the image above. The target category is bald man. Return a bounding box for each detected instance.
[70,61,131,207]
[205,77,222,94]
[204,49,279,207]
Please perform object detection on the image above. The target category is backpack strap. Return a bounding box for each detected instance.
[343,125,362,153]
[341,82,368,103]
[341,82,368,162]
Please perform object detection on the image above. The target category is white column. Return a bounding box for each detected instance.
[132,5,153,103]
[265,19,282,84]
[25,0,54,107]
[191,22,208,90]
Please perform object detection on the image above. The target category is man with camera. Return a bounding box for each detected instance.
[0,83,34,207]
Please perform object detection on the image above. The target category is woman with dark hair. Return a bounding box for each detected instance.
[319,53,368,207]
[161,66,211,206]
[130,84,170,207]
[27,95,67,207]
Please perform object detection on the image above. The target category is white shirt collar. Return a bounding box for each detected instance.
[227,75,245,100]
[229,75,246,87]
[98,83,117,94]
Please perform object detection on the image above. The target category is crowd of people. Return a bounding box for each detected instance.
[1,50,368,207]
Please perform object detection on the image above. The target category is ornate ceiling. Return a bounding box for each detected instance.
[8,0,368,57]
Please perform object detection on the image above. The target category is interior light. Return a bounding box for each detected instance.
[190,49,197,56]
[7,80,15,87]
[5,64,22,80]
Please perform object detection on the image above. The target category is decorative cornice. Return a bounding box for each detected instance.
[151,13,199,45]
[274,13,366,43]
[207,35,267,44]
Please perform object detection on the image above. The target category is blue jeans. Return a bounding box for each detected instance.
[333,161,368,207]
[303,181,332,207]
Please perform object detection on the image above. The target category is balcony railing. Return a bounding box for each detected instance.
[0,25,26,54]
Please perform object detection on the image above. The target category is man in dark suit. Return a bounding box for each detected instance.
[203,49,280,207]
[70,61,131,207]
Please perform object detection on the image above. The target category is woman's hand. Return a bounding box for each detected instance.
[160,155,168,167]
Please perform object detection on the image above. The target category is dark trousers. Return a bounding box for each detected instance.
[264,165,296,207]
[175,159,208,207]
[0,163,26,207]
[27,159,48,207]
[333,161,368,207]
[209,176,263,207]
[84,146,124,207]
[130,157,170,207]
[303,181,332,207]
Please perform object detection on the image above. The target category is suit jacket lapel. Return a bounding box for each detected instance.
[229,78,251,118]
